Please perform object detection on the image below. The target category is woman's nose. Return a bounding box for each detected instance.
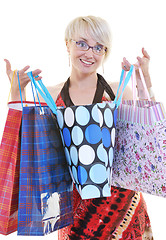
[84,48,94,58]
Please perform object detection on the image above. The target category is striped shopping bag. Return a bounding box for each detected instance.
[0,107,22,235]
[17,76,73,236]
[112,68,166,197]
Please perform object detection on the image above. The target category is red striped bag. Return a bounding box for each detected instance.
[0,100,46,235]
[112,67,166,197]
[0,105,22,235]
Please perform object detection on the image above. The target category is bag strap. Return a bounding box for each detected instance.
[17,71,24,109]
[7,70,17,103]
[131,66,137,102]
[17,71,43,113]
[114,65,134,108]
[131,66,150,101]
[138,67,151,100]
[27,72,57,115]
[27,66,133,113]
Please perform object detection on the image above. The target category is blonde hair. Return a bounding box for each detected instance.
[65,16,112,60]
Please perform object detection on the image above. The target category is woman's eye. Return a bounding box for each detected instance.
[95,45,103,52]
[77,41,87,47]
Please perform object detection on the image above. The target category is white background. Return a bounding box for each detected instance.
[0,0,166,239]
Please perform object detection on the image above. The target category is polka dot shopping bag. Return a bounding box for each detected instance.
[28,66,134,199]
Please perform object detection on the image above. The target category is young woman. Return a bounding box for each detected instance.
[5,16,154,239]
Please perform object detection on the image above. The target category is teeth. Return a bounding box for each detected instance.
[81,59,93,65]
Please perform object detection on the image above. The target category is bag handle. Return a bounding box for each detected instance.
[114,65,134,108]
[131,66,137,102]
[27,72,57,115]
[131,66,150,101]
[27,66,134,112]
[7,70,17,103]
[138,66,151,100]
[17,71,43,113]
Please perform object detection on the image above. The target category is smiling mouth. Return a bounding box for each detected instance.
[80,59,94,65]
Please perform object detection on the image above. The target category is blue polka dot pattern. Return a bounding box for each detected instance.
[57,109,64,129]
[81,185,100,199]
[89,164,107,184]
[75,106,90,126]
[102,127,111,148]
[71,126,84,146]
[97,144,108,164]
[57,102,117,199]
[104,108,113,128]
[70,145,78,166]
[85,124,102,144]
[78,166,88,185]
[63,128,71,147]
[109,147,114,167]
[102,183,111,197]
[72,166,79,184]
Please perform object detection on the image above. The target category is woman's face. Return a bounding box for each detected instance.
[67,33,105,75]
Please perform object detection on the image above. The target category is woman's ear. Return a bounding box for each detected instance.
[66,41,70,54]
[66,41,71,67]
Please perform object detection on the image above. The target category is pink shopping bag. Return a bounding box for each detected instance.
[112,67,166,197]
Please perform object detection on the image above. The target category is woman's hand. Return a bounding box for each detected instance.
[121,48,154,100]
[136,48,150,76]
[135,48,151,89]
[4,59,42,101]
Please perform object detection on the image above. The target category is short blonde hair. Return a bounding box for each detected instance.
[65,16,112,60]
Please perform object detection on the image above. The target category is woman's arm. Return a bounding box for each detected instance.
[109,81,133,101]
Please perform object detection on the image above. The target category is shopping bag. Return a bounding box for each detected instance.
[17,74,73,236]
[112,67,166,197]
[28,66,134,199]
[57,101,117,200]
[0,105,22,235]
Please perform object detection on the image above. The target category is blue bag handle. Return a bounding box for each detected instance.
[27,72,57,115]
[113,65,134,108]
[17,71,43,112]
[17,71,24,109]
[27,65,133,113]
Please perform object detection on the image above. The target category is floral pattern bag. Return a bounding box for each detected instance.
[112,68,166,197]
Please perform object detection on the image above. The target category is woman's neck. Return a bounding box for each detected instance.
[69,69,98,90]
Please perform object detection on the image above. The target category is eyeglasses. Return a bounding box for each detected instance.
[71,40,107,56]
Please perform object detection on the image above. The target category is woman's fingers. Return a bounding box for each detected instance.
[19,65,30,75]
[136,48,150,66]
[4,59,42,79]
[18,67,42,81]
[31,69,42,80]
[122,57,131,71]
[4,59,12,76]
[142,47,150,60]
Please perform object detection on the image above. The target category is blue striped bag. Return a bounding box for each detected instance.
[17,73,73,236]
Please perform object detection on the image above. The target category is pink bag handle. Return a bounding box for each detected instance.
[131,66,137,106]
[138,67,151,101]
[131,65,150,101]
